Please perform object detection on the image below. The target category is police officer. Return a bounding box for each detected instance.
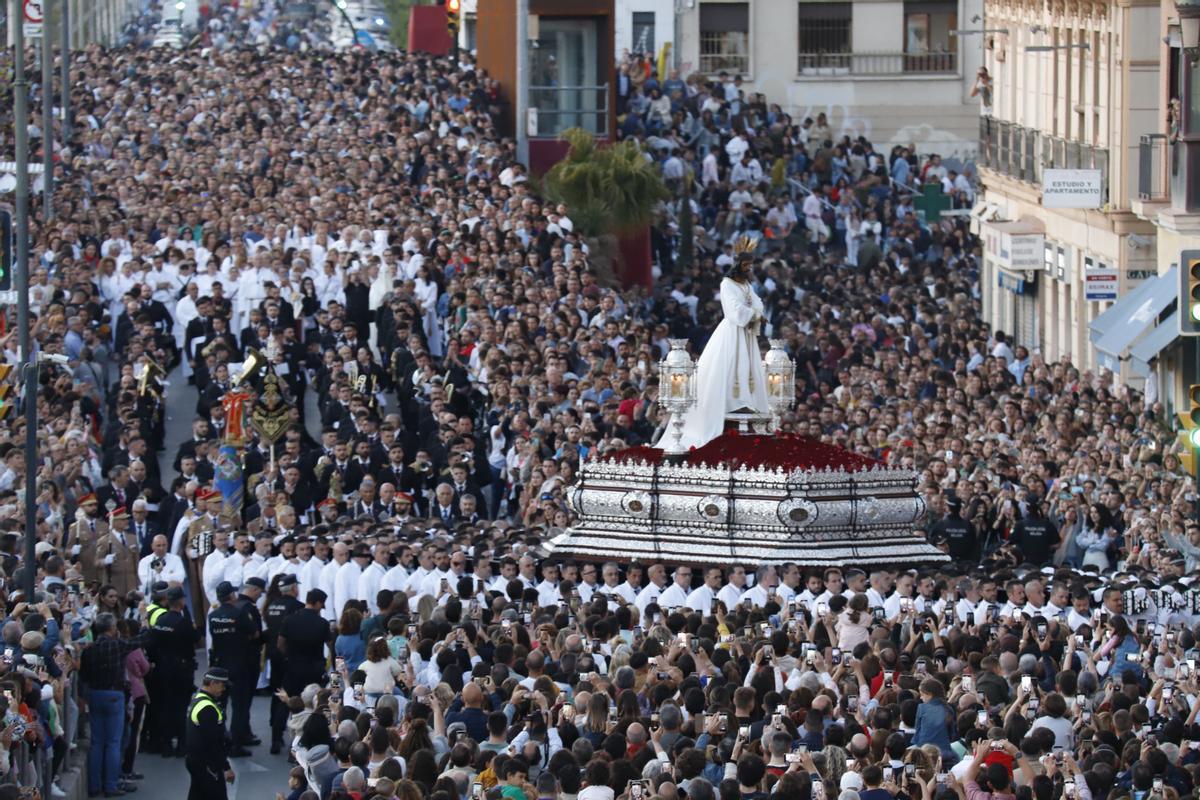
[141,580,171,754]
[278,588,335,709]
[186,667,235,800]
[264,573,303,753]
[236,576,266,748]
[150,586,199,757]
[207,581,256,757]
[929,497,977,562]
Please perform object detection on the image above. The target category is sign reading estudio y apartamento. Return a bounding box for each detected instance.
[1042,169,1103,209]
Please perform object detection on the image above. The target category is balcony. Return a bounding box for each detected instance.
[796,51,957,76]
[977,115,1109,203]
[1138,134,1169,202]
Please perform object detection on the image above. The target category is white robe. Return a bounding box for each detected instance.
[672,278,769,451]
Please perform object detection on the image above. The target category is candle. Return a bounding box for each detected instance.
[671,373,686,398]
[768,373,782,397]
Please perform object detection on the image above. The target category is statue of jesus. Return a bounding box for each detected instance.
[671,241,769,451]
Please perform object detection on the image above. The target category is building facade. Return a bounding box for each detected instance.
[669,0,984,155]
[974,0,1160,381]
[1127,0,1200,418]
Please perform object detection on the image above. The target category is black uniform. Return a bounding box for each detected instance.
[1012,513,1060,565]
[149,607,199,754]
[279,606,335,696]
[264,593,303,747]
[185,689,231,800]
[930,512,977,562]
[208,599,260,746]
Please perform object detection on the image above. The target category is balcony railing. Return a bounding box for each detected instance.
[797,51,957,75]
[1138,133,1169,202]
[977,115,1109,203]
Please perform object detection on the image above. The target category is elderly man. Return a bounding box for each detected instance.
[634,564,668,616]
[138,534,188,597]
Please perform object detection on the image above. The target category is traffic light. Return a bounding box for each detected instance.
[0,365,14,421]
[1180,250,1200,335]
[0,210,11,292]
[446,0,460,38]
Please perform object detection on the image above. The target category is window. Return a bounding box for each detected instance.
[903,1,957,72]
[1043,241,1055,275]
[631,12,655,56]
[699,3,749,75]
[529,18,604,136]
[797,3,852,72]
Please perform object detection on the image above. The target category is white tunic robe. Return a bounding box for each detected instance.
[673,278,769,451]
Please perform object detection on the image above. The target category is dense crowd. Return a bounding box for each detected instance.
[0,1,1194,800]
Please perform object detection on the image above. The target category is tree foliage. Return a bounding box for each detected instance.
[542,128,670,239]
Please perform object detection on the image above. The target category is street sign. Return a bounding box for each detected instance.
[23,0,43,38]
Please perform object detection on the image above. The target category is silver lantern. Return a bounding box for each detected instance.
[762,339,796,431]
[658,339,697,456]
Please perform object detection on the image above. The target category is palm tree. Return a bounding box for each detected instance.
[542,127,670,285]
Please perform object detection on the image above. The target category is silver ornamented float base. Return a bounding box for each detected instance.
[548,432,949,568]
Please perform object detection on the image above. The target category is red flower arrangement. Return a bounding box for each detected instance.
[603,433,881,473]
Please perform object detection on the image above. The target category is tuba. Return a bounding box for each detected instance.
[233,347,266,388]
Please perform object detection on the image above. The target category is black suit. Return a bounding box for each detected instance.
[431,503,459,526]
[96,483,133,512]
[131,518,162,558]
[185,316,215,362]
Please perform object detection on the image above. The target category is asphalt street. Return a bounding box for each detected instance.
[126,364,324,799]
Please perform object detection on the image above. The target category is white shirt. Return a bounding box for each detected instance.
[717,582,746,610]
[357,562,388,614]
[381,564,413,594]
[202,549,229,607]
[686,585,718,614]
[634,582,665,615]
[319,558,347,621]
[658,582,690,612]
[418,569,455,602]
[333,560,364,620]
[298,556,326,602]
[536,580,561,608]
[741,584,771,608]
[613,582,639,605]
[137,552,187,593]
[222,552,265,591]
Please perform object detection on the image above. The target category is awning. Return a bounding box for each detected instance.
[997,270,1033,294]
[1129,310,1179,377]
[1089,267,1177,373]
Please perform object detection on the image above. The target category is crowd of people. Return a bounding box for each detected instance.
[0,1,1194,800]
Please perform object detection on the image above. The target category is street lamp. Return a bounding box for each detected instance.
[658,340,697,457]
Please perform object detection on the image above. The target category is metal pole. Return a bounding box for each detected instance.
[41,28,52,220]
[11,0,36,602]
[61,0,70,140]
[515,0,529,166]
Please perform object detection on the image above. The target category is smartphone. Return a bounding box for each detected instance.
[884,673,894,689]
[407,624,417,639]
[608,707,618,723]
[831,648,842,666]
[1021,676,1032,692]
[335,656,346,673]
[905,764,916,779]
[976,709,988,728]
[1142,723,1152,737]
[650,713,660,728]
[1081,710,1092,723]
[1037,623,1047,637]
[936,773,948,786]
[883,767,894,783]
[738,725,750,739]
[847,696,858,712]
[816,601,829,616]
[763,645,774,665]
[786,752,802,764]
[472,783,484,800]
[1064,783,1076,799]
[1153,778,1164,793]
[629,781,646,800]
[990,740,1005,751]
[916,659,928,675]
